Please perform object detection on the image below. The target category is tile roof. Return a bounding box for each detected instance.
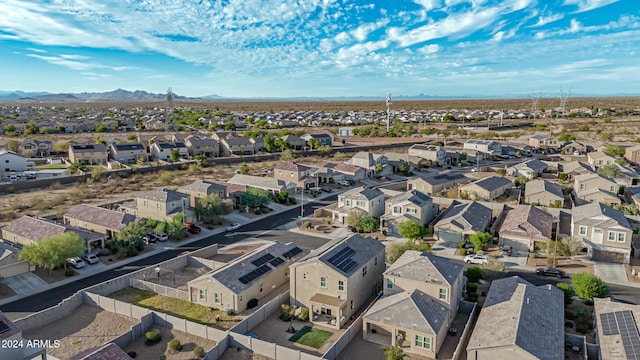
[385,250,463,286]
[64,204,137,231]
[2,216,103,242]
[463,175,512,192]
[499,205,552,240]
[138,189,189,203]
[297,234,384,277]
[559,161,593,174]
[467,276,564,360]
[572,202,631,230]
[340,186,384,201]
[525,179,563,198]
[435,201,493,233]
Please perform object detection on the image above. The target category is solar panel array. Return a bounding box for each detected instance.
[327,246,358,273]
[282,247,302,259]
[239,265,272,285]
[0,320,10,335]
[270,257,285,267]
[252,253,275,267]
[600,310,640,359]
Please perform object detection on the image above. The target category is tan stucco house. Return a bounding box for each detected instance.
[498,205,552,255]
[380,190,437,235]
[69,144,108,165]
[119,188,191,222]
[524,179,564,207]
[572,202,633,263]
[459,176,512,201]
[64,204,138,240]
[331,186,384,224]
[2,215,105,251]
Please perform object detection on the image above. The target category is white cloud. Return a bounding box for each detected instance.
[351,19,389,42]
[562,0,619,13]
[414,0,441,12]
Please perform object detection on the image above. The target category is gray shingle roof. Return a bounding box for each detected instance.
[179,180,226,193]
[385,189,432,207]
[385,250,463,286]
[111,143,145,151]
[465,175,512,191]
[499,205,552,240]
[525,179,563,198]
[572,202,631,230]
[340,186,384,201]
[138,189,189,203]
[413,172,469,186]
[156,142,186,149]
[435,201,492,233]
[467,276,564,360]
[297,234,384,277]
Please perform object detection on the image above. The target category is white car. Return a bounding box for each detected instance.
[337,180,351,186]
[81,253,100,265]
[67,257,86,269]
[464,254,488,264]
[152,232,168,241]
[225,223,241,232]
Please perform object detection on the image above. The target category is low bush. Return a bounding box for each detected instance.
[467,293,478,302]
[97,248,111,256]
[193,346,205,358]
[466,266,482,283]
[280,304,293,321]
[168,339,182,351]
[145,328,161,345]
[65,268,75,277]
[297,307,310,321]
[254,208,261,215]
[466,282,478,291]
[566,310,576,320]
[303,221,312,228]
[458,241,466,249]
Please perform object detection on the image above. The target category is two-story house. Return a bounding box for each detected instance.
[188,241,306,313]
[587,151,616,167]
[220,136,254,156]
[498,205,553,255]
[524,179,564,207]
[0,150,27,175]
[362,251,464,358]
[68,144,108,165]
[22,139,52,157]
[506,159,548,179]
[433,201,493,246]
[178,180,227,208]
[301,133,333,147]
[572,202,633,264]
[407,144,446,165]
[184,136,219,158]
[272,161,318,189]
[380,190,437,235]
[331,186,384,224]
[406,173,471,195]
[459,176,512,201]
[109,143,148,164]
[290,234,385,329]
[348,151,390,178]
[574,173,620,206]
[529,134,559,150]
[280,134,306,150]
[463,139,502,159]
[119,189,191,222]
[64,204,138,240]
[150,142,189,161]
[625,144,640,165]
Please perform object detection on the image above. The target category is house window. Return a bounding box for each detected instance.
[303,273,307,280]
[143,200,147,207]
[406,208,417,214]
[439,288,447,300]
[579,226,587,236]
[610,186,615,192]
[259,283,263,293]
[618,233,626,242]
[386,278,393,289]
[338,280,344,291]
[199,289,206,300]
[346,200,351,206]
[362,266,368,277]
[580,184,585,190]
[608,232,616,242]
[291,172,294,178]
[415,335,430,349]
[321,277,327,288]
[240,295,243,302]
[356,201,365,207]
[156,203,160,210]
[214,293,221,304]
[350,300,353,309]
[393,206,401,213]
[375,257,378,266]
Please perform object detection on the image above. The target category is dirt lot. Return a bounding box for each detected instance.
[209,243,264,263]
[142,265,211,291]
[526,255,594,275]
[22,304,138,360]
[123,324,217,360]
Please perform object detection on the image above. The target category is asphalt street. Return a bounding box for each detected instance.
[0,196,336,314]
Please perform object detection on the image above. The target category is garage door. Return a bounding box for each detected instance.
[437,230,463,247]
[592,250,626,264]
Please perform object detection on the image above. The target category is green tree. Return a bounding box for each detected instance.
[514,175,529,189]
[480,258,507,282]
[19,232,85,276]
[5,139,19,152]
[197,193,226,222]
[240,188,270,207]
[556,283,574,305]
[571,272,609,300]
[280,149,294,161]
[359,215,379,233]
[468,231,492,252]
[346,209,365,230]
[397,219,428,243]
[169,149,181,162]
[397,161,411,176]
[276,190,289,204]
[238,162,250,175]
[383,345,405,360]
[558,133,576,142]
[317,145,332,157]
[53,141,70,154]
[603,145,625,157]
[374,162,384,176]
[137,156,146,166]
[22,149,36,158]
[116,221,147,249]
[495,168,507,176]
[386,240,432,263]
[597,164,620,179]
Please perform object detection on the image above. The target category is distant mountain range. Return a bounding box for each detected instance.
[0,89,638,101]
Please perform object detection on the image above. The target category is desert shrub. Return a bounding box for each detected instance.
[303,221,312,228]
[98,248,111,256]
[297,307,310,321]
[145,328,161,344]
[168,339,182,351]
[280,304,293,321]
[466,266,482,283]
[458,241,466,249]
[193,346,205,358]
[466,282,478,291]
[65,268,75,276]
[458,248,467,256]
[254,208,261,214]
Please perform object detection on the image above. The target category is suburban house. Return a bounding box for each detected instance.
[466,276,564,360]
[574,173,619,205]
[524,179,564,207]
[625,144,640,164]
[0,150,27,174]
[463,139,502,159]
[458,176,512,201]
[587,151,616,167]
[2,215,106,251]
[188,241,305,313]
[562,140,588,155]
[407,173,471,195]
[301,133,333,147]
[348,151,391,178]
[226,174,295,195]
[178,180,227,208]
[331,162,367,181]
[120,189,191,222]
[571,202,633,263]
[184,136,219,158]
[313,162,365,184]
[22,139,52,157]
[529,134,559,150]
[68,144,108,165]
[593,297,640,360]
[433,201,493,245]
[625,187,640,206]
[250,136,265,153]
[506,159,548,179]
[220,137,254,155]
[272,161,318,189]
[498,205,552,254]
[380,190,437,235]
[611,163,640,186]
[64,204,138,240]
[558,161,593,179]
[108,143,148,164]
[384,153,430,171]
[289,234,385,329]
[407,144,446,165]
[331,186,385,225]
[280,134,306,150]
[362,251,464,358]
[150,142,189,161]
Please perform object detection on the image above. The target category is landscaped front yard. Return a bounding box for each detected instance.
[288,326,333,349]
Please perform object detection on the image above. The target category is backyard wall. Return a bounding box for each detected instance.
[452,301,477,360]
[13,291,84,332]
[230,291,290,335]
[0,260,30,278]
[130,278,189,301]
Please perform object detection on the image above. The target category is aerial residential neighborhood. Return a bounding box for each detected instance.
[0,99,640,360]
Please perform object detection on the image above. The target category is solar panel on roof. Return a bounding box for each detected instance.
[238,265,272,284]
[270,257,285,267]
[282,247,302,259]
[0,320,10,335]
[327,246,359,273]
[252,253,275,267]
[600,312,619,335]
[600,311,640,359]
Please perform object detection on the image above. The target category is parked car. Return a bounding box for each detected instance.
[186,222,201,234]
[535,267,566,278]
[321,187,332,193]
[80,253,99,265]
[67,257,86,269]
[337,180,351,186]
[464,254,488,264]
[152,232,168,242]
[226,223,241,232]
[308,187,322,194]
[143,233,157,244]
[501,245,512,257]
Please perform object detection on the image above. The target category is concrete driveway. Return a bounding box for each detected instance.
[594,262,628,283]
[5,272,48,295]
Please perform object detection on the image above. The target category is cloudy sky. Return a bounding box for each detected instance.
[0,0,638,98]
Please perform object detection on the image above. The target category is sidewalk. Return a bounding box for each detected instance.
[0,191,336,308]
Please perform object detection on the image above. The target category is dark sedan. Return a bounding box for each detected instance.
[535,267,566,278]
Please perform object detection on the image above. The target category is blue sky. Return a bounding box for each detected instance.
[0,0,638,98]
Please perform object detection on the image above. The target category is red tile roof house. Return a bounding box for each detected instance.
[498,205,552,255]
[2,215,106,251]
[64,204,139,240]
